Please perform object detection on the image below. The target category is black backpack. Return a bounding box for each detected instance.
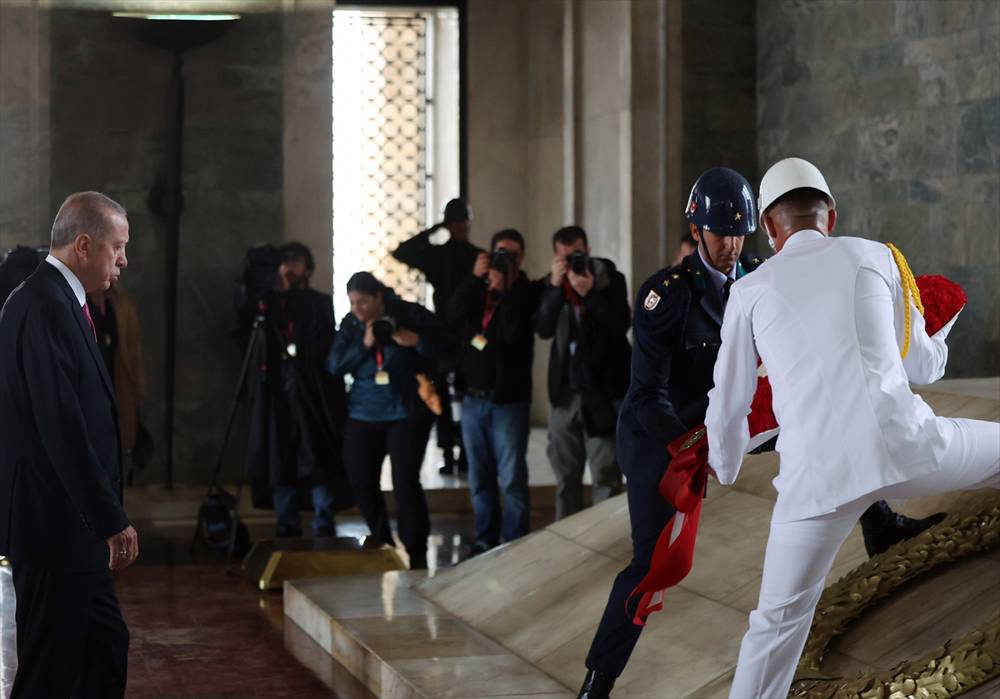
[194,484,251,558]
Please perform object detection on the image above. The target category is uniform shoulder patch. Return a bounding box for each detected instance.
[643,289,661,311]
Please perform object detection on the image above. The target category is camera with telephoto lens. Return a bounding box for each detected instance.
[371,317,397,345]
[490,248,513,275]
[567,251,590,275]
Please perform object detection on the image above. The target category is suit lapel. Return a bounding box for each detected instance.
[41,264,116,402]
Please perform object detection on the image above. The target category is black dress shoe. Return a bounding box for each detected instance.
[577,669,615,699]
[860,500,947,557]
[465,542,493,560]
[275,524,303,539]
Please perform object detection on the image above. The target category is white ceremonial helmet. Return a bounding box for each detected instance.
[757,157,836,226]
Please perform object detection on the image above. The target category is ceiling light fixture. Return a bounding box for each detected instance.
[112,12,241,21]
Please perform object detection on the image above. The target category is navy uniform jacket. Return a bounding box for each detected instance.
[0,262,128,572]
[618,249,764,454]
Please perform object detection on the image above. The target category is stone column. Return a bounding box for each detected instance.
[467,0,571,423]
[0,1,50,248]
[282,3,335,293]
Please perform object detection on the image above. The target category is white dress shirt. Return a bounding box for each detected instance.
[45,254,86,307]
[706,230,956,522]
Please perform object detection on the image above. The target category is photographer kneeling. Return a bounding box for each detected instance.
[326,272,441,569]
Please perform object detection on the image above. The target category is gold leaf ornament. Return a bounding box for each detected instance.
[789,508,1000,698]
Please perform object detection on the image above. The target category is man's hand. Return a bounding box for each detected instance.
[392,328,420,347]
[363,322,376,349]
[487,268,506,291]
[107,525,139,571]
[568,268,594,297]
[549,255,568,287]
[473,252,490,279]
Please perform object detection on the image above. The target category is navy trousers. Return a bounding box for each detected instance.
[584,426,677,677]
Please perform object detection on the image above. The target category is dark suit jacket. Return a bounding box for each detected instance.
[0,262,128,572]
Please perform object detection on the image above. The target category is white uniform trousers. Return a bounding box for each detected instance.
[729,417,1000,699]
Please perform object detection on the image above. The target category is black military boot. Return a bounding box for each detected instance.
[859,500,947,557]
[577,669,615,699]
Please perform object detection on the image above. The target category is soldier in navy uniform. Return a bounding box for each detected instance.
[575,168,944,699]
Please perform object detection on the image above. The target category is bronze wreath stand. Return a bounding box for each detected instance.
[789,507,1000,699]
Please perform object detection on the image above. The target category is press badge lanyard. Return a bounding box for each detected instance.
[374,343,390,385]
[471,291,497,351]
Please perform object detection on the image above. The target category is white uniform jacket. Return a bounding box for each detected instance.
[706,229,957,522]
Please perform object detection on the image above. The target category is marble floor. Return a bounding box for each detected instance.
[283,380,1000,698]
[117,508,545,698]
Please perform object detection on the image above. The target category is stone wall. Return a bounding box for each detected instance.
[0,2,49,249]
[47,10,286,486]
[758,0,1000,377]
[682,0,759,252]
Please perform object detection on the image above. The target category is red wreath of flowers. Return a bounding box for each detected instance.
[915,274,967,336]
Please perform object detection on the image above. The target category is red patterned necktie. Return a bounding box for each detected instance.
[81,302,97,342]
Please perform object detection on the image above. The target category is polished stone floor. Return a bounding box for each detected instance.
[121,506,559,698]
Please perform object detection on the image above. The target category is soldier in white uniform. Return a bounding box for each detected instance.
[706,157,1000,699]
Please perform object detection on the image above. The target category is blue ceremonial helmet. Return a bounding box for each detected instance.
[685,167,757,236]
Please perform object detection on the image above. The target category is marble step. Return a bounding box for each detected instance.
[284,571,574,698]
[283,378,999,698]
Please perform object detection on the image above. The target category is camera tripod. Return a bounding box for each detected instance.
[191,299,269,559]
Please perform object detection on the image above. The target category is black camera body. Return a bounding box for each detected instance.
[567,251,591,275]
[371,317,397,345]
[490,248,513,275]
[241,244,280,300]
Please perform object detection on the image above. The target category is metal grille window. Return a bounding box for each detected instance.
[332,8,459,313]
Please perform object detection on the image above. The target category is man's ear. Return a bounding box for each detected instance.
[760,214,775,240]
[826,208,837,235]
[689,222,701,244]
[74,233,91,259]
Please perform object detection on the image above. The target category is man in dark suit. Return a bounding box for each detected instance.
[0,191,137,698]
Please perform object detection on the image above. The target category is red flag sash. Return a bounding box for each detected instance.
[627,425,708,626]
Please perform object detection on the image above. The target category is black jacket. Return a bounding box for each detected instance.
[393,229,483,369]
[0,262,128,571]
[618,250,764,449]
[447,271,541,404]
[392,227,484,315]
[535,257,631,435]
[241,287,349,503]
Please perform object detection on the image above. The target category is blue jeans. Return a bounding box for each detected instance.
[461,397,530,548]
[273,484,336,534]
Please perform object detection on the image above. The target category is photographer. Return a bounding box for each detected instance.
[447,229,542,556]
[392,198,483,475]
[535,226,630,520]
[239,242,347,539]
[326,272,441,569]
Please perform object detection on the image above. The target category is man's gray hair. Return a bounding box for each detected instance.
[49,192,128,249]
